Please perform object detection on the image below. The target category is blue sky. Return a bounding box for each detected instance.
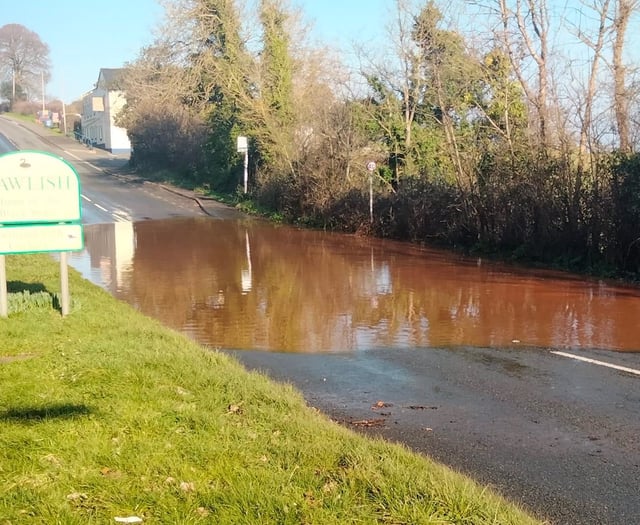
[2,0,391,103]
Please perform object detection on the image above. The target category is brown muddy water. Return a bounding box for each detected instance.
[68,216,640,353]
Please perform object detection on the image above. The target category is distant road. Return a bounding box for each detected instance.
[0,116,205,224]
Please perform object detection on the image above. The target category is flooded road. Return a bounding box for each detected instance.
[68,216,640,353]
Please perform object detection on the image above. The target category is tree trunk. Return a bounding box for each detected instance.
[613,0,635,153]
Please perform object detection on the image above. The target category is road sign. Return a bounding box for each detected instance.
[0,150,84,317]
[0,223,83,254]
[237,136,249,193]
[0,150,81,224]
[366,161,377,172]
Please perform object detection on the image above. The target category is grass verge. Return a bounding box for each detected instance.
[0,254,545,524]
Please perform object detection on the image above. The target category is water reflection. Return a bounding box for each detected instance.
[67,217,640,353]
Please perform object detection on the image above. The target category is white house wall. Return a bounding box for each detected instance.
[105,91,130,154]
[80,73,131,154]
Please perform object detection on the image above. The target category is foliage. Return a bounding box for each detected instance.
[6,290,55,313]
[0,80,26,103]
[124,99,207,180]
[6,100,42,116]
[195,0,253,192]
[608,153,640,273]
[255,0,296,172]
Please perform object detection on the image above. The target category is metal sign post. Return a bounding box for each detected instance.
[0,255,7,317]
[60,252,70,316]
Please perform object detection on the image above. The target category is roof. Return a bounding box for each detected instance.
[97,68,125,90]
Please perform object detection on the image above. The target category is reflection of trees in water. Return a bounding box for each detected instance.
[106,217,640,353]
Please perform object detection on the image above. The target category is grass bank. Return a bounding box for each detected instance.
[0,254,544,524]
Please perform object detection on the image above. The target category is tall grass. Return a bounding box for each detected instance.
[0,254,544,524]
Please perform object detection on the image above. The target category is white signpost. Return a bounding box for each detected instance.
[237,136,249,194]
[366,161,376,224]
[0,150,84,317]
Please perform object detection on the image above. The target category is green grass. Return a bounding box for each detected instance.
[2,112,36,123]
[0,254,545,524]
[2,112,66,136]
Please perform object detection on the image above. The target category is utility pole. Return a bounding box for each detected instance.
[62,101,67,136]
[41,71,45,114]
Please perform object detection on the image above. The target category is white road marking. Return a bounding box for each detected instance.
[551,351,640,376]
[111,212,130,222]
[63,150,83,161]
[61,152,107,174]
[83,194,127,222]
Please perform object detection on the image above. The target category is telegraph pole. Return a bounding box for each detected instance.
[41,71,45,114]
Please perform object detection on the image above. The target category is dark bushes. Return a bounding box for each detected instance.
[251,150,640,279]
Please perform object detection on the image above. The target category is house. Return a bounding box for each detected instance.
[81,68,131,154]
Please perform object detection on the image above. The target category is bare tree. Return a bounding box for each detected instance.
[490,0,551,147]
[0,24,50,106]
[612,0,638,152]
[568,0,613,160]
[354,0,429,183]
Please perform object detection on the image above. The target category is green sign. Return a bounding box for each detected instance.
[0,223,83,254]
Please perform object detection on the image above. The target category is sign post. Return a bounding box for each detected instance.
[237,136,249,193]
[0,150,84,317]
[60,252,70,316]
[0,255,7,317]
[366,161,376,224]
